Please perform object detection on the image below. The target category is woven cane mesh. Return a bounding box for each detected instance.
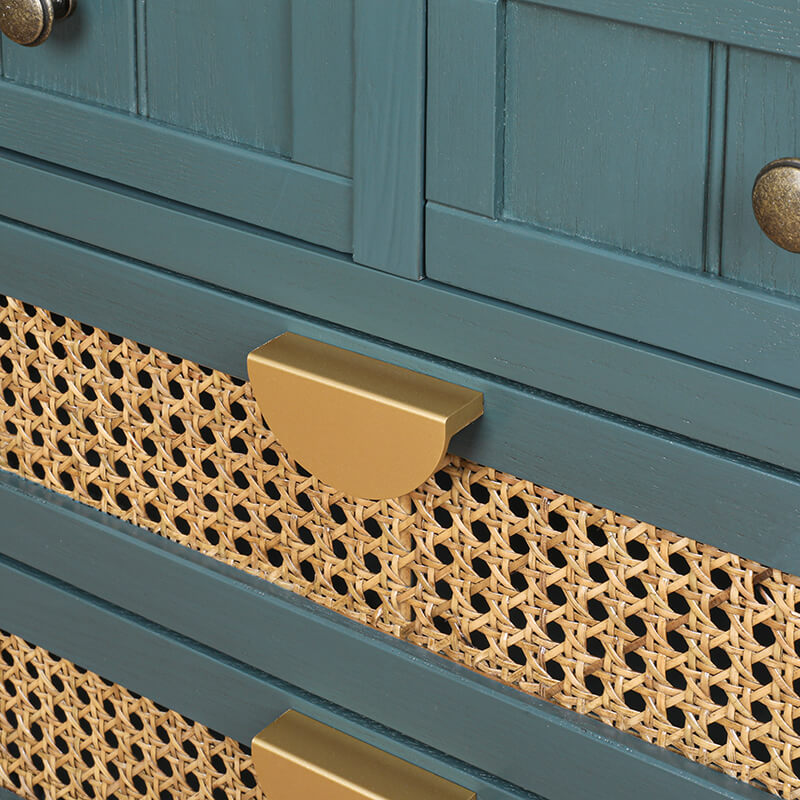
[2,294,800,797]
[0,630,260,800]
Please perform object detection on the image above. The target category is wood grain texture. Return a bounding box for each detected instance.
[721,47,800,297]
[426,0,503,217]
[0,81,352,251]
[1,0,136,111]
[2,156,800,474]
[0,480,771,800]
[0,549,529,800]
[145,0,291,155]
[291,0,354,177]
[353,0,425,278]
[3,219,800,564]
[425,203,800,393]
[504,3,709,270]
[522,0,800,59]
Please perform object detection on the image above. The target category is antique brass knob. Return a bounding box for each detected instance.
[0,0,75,46]
[752,158,800,253]
[252,711,476,800]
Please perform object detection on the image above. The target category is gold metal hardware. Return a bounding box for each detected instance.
[0,0,75,46]
[247,333,483,499]
[752,157,800,253]
[252,711,476,800]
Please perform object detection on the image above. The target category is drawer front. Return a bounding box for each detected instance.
[426,0,800,390]
[0,0,426,277]
[0,605,517,800]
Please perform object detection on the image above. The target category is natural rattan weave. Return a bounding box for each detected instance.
[2,294,800,798]
[0,630,260,800]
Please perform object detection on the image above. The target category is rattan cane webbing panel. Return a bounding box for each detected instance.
[0,630,260,800]
[2,295,800,798]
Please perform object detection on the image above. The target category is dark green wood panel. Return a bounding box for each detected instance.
[426,0,503,217]
[722,47,800,297]
[3,219,800,567]
[0,82,352,251]
[291,0,354,177]
[1,0,135,111]
[353,0,425,278]
[504,3,709,269]
[144,0,291,155]
[0,479,770,800]
[523,0,800,59]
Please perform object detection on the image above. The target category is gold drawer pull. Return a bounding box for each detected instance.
[252,711,476,800]
[248,333,483,499]
[752,157,800,252]
[0,0,75,46]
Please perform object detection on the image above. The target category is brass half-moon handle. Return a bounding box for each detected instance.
[0,0,75,46]
[252,711,476,800]
[752,157,800,252]
[247,333,483,500]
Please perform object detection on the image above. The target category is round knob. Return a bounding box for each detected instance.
[0,0,75,47]
[752,157,800,253]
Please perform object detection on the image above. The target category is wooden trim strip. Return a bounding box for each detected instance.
[0,81,352,252]
[521,0,800,59]
[0,475,767,800]
[426,202,800,394]
[353,0,426,278]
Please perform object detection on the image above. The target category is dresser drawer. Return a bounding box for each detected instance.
[0,561,523,800]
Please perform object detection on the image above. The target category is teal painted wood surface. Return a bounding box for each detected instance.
[145,0,292,156]
[4,155,800,475]
[4,218,800,568]
[0,477,771,800]
[426,0,503,217]
[291,0,354,177]
[1,0,135,111]
[0,81,352,252]
[353,0,425,278]
[504,4,709,269]
[523,0,800,59]
[722,47,800,297]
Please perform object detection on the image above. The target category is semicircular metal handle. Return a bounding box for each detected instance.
[247,333,483,500]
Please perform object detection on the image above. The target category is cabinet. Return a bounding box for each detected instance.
[2,3,800,800]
